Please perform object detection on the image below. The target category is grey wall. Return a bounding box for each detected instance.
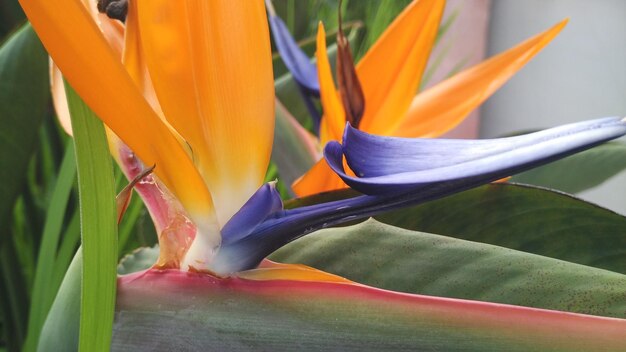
[481,0,626,213]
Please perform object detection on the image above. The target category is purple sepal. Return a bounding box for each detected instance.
[269,15,320,94]
[326,117,626,195]
[221,182,283,245]
[214,117,626,273]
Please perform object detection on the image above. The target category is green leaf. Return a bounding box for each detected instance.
[285,183,626,275]
[271,101,318,190]
[37,250,82,352]
[373,183,626,274]
[0,23,48,234]
[64,83,117,351]
[355,0,412,58]
[0,23,48,352]
[108,269,626,351]
[24,143,76,352]
[51,210,81,291]
[117,246,159,275]
[511,142,626,193]
[0,240,30,352]
[0,0,25,37]
[271,219,626,318]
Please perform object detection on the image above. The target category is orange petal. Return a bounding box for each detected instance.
[356,0,445,135]
[292,158,348,197]
[239,259,352,283]
[316,22,346,146]
[19,0,217,226]
[50,2,124,137]
[122,1,162,117]
[136,0,274,227]
[394,20,568,138]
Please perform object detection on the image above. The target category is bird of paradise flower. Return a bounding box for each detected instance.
[18,0,626,349]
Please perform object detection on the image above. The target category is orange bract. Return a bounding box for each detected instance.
[20,0,216,222]
[136,1,275,227]
[21,0,276,270]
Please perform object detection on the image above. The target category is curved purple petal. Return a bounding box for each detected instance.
[221,182,283,245]
[268,14,319,94]
[214,117,626,274]
[327,117,626,194]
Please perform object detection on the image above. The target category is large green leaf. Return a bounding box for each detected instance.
[109,269,626,351]
[374,183,626,274]
[0,24,48,232]
[42,223,626,351]
[284,183,626,275]
[271,219,626,318]
[511,142,626,193]
[65,83,117,351]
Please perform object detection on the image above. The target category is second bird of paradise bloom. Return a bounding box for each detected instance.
[16,0,626,348]
[268,0,569,197]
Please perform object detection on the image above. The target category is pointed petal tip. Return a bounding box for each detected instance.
[395,18,569,138]
[328,116,626,195]
[549,18,568,36]
[269,6,319,93]
[264,0,276,17]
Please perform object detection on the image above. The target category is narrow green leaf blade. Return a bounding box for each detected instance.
[65,83,117,351]
[25,143,76,352]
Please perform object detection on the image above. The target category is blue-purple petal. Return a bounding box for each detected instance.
[327,117,626,194]
[214,117,626,274]
[268,14,320,94]
[221,182,283,245]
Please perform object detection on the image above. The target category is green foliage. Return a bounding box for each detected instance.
[0,24,48,232]
[0,24,49,352]
[0,0,24,38]
[271,0,411,60]
[37,251,81,352]
[512,142,626,194]
[117,246,159,275]
[24,144,76,352]
[36,260,621,351]
[64,83,117,351]
[271,218,626,318]
[376,183,626,273]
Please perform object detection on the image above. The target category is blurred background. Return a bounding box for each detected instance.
[482,0,626,214]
